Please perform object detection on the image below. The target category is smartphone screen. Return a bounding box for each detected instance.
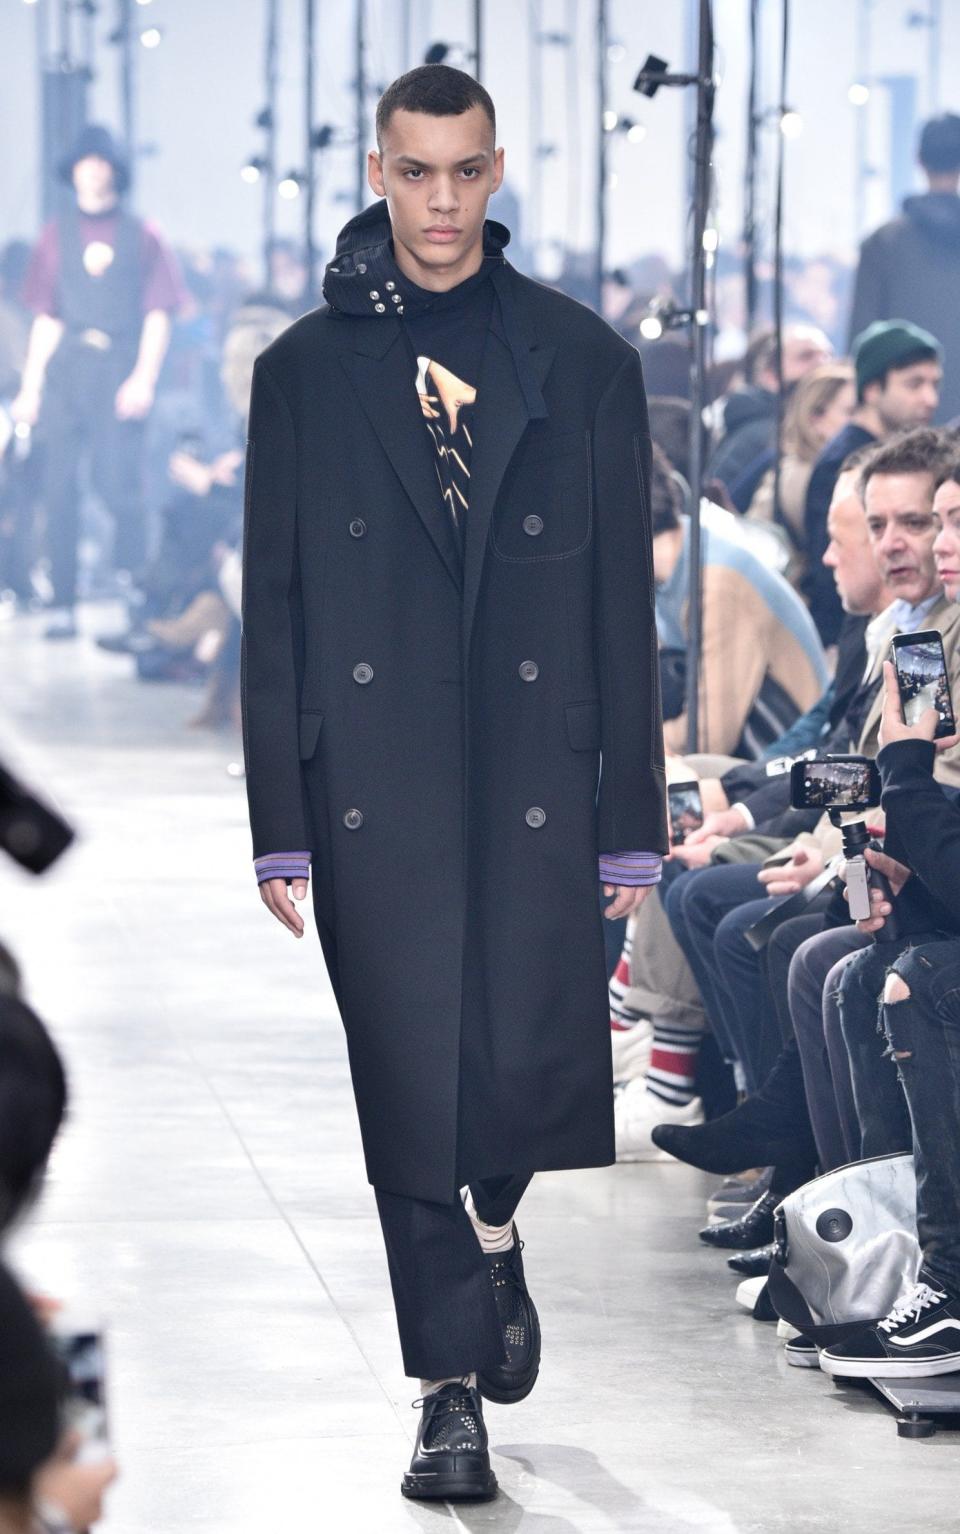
[790,756,879,811]
[891,630,956,739]
[49,1326,110,1462]
[667,779,704,844]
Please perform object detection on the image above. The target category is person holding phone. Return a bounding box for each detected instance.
[820,659,960,1378]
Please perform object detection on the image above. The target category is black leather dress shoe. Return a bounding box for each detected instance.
[401,1381,498,1502]
[476,1228,541,1404]
[699,1189,778,1250]
[727,1243,775,1276]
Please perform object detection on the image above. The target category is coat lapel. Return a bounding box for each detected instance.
[338,319,464,591]
[461,297,556,656]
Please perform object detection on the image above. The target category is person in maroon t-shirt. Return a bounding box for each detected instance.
[12,125,184,638]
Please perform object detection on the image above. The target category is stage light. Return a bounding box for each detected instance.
[602,110,619,132]
[633,54,670,99]
[848,82,870,106]
[241,158,264,185]
[22,1,39,7]
[779,110,803,138]
[140,26,162,48]
[608,171,619,190]
[702,227,718,252]
[278,172,304,200]
[607,43,626,64]
[136,0,155,6]
[626,122,646,144]
[639,314,664,341]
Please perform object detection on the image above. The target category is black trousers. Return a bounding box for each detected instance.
[40,338,147,606]
[375,1173,531,1380]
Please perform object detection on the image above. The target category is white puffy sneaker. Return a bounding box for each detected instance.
[614,1079,704,1162]
[611,1018,653,1083]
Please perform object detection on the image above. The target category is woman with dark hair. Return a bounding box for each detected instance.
[0,1263,61,1534]
[0,994,68,1236]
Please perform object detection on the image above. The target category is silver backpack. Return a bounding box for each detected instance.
[767,1152,921,1346]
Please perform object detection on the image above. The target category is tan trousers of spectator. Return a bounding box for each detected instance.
[626,753,742,1034]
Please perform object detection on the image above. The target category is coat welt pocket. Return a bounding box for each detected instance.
[565,699,601,751]
[298,710,324,760]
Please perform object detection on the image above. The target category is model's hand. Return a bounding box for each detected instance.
[259,876,309,936]
[115,369,155,420]
[757,844,823,896]
[879,659,960,753]
[603,884,655,919]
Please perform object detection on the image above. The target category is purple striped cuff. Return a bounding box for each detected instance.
[598,852,662,887]
[254,851,311,885]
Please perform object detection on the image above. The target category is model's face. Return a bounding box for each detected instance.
[368,106,504,289]
[73,154,116,203]
[866,360,941,430]
[864,470,940,605]
[933,478,960,602]
[822,472,886,615]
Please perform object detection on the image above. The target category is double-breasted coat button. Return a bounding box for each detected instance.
[349,518,366,538]
[525,806,546,828]
[343,808,364,830]
[519,660,539,682]
[353,663,374,684]
[523,514,544,536]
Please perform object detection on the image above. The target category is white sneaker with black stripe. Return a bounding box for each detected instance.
[819,1273,960,1379]
[614,1078,704,1162]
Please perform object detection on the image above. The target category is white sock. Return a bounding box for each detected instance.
[462,1188,516,1253]
[419,1372,477,1395]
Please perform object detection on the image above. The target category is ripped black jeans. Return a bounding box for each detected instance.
[838,935,960,1293]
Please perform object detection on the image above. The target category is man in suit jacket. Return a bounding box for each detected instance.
[240,65,667,1502]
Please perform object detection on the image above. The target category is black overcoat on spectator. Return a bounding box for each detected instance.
[240,257,668,1203]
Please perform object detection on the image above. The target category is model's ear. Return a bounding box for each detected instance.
[368,149,386,198]
[491,146,505,195]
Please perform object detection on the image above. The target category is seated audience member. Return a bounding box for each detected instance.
[745,363,855,584]
[821,650,960,1379]
[650,444,829,759]
[0,1262,61,1534]
[617,428,957,1169]
[0,994,117,1531]
[706,324,832,506]
[803,320,942,645]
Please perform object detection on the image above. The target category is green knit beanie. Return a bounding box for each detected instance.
[853,319,942,398]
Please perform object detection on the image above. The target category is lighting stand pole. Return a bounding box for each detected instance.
[474,0,483,81]
[355,0,367,212]
[635,2,715,753]
[595,0,607,315]
[117,0,135,196]
[262,0,280,291]
[742,0,760,336]
[304,0,318,302]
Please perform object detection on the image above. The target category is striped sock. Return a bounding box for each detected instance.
[609,924,644,1029]
[646,1020,702,1106]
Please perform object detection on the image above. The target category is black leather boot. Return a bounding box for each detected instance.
[476,1227,541,1404]
[698,1189,779,1249]
[401,1381,498,1502]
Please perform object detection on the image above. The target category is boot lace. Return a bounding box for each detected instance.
[879,1281,948,1334]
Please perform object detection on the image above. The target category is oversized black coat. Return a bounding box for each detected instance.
[240,262,668,1203]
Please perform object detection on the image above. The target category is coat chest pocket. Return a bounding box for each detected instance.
[491,429,592,562]
[299,710,324,760]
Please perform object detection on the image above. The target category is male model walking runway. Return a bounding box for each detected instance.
[241,65,667,1502]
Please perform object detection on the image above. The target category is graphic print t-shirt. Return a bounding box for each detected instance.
[400,264,495,554]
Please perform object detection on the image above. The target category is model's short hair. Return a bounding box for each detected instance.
[859,427,952,496]
[919,113,960,175]
[375,65,496,150]
[650,443,683,535]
